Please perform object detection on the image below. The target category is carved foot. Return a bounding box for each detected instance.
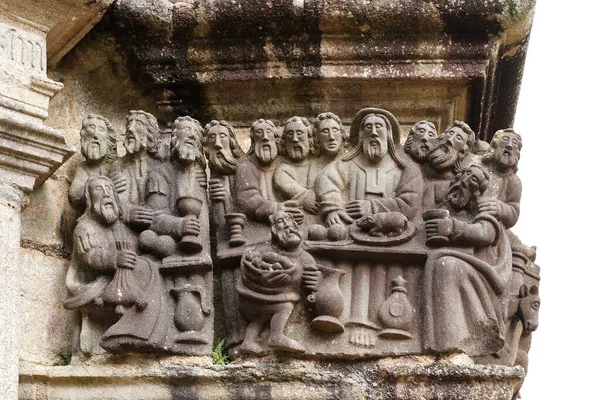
[239,340,268,356]
[174,330,208,344]
[311,316,345,333]
[349,329,377,347]
[267,335,305,353]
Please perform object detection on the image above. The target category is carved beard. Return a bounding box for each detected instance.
[428,141,459,171]
[286,140,309,162]
[285,141,310,161]
[363,136,388,160]
[173,139,198,164]
[405,135,429,162]
[124,130,146,155]
[93,198,118,225]
[446,182,473,210]
[275,227,302,250]
[496,148,520,169]
[255,141,278,164]
[207,148,238,175]
[81,137,107,162]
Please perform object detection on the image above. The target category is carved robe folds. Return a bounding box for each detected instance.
[236,155,281,222]
[315,153,422,220]
[422,213,512,356]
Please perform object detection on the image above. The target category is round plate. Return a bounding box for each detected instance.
[349,221,416,246]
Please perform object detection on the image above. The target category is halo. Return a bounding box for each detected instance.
[348,108,402,147]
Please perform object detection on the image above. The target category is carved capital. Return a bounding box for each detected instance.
[0,113,74,191]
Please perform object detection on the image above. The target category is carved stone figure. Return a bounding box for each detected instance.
[68,114,117,212]
[403,120,438,163]
[311,112,348,172]
[63,107,539,365]
[314,108,422,227]
[139,115,212,347]
[64,177,166,354]
[236,119,303,224]
[204,119,247,246]
[108,110,161,239]
[142,116,206,255]
[422,165,513,356]
[237,211,315,355]
[422,121,476,209]
[478,128,522,229]
[273,116,319,215]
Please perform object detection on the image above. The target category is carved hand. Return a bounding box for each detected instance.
[281,200,305,225]
[302,264,321,292]
[325,210,353,227]
[264,269,292,286]
[93,297,104,307]
[116,249,136,269]
[195,166,208,188]
[76,231,93,254]
[209,178,226,202]
[345,200,371,219]
[182,218,202,236]
[477,198,501,218]
[425,218,454,240]
[302,191,319,214]
[130,206,154,228]
[109,171,127,194]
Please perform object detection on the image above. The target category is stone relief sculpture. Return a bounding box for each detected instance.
[68,114,117,212]
[422,165,512,356]
[64,107,538,366]
[273,116,320,216]
[403,120,438,164]
[237,211,314,355]
[478,129,522,229]
[65,112,212,356]
[205,119,247,246]
[314,108,422,227]
[235,119,303,224]
[421,121,477,209]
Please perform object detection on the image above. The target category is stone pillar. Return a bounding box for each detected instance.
[0,1,113,398]
[0,184,26,399]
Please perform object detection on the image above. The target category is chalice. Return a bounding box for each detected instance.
[176,195,203,253]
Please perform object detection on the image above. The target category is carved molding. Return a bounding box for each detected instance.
[0,114,74,191]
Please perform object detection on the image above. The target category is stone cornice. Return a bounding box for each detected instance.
[106,0,536,140]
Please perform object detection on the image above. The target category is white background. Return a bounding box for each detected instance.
[513,1,599,398]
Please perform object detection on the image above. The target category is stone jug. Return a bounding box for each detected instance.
[308,264,346,333]
[377,275,414,339]
[171,283,208,344]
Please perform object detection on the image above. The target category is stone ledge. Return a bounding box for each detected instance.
[19,357,525,400]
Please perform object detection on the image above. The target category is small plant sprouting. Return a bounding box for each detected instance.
[212,339,230,365]
[59,352,72,365]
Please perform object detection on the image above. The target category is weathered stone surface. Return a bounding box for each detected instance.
[100,0,535,140]
[6,0,541,399]
[19,357,524,400]
[21,177,70,248]
[0,190,24,400]
[19,248,76,366]
[1,1,116,398]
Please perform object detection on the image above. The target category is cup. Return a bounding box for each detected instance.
[422,209,451,246]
